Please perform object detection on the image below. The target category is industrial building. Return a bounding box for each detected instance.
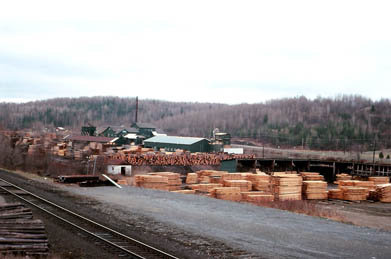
[144,136,210,153]
[98,126,138,138]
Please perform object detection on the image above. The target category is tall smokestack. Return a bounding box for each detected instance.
[135,96,138,123]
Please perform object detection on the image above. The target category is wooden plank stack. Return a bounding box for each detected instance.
[368,177,390,185]
[271,173,303,201]
[223,180,252,192]
[171,190,196,195]
[221,173,244,181]
[190,184,223,193]
[135,172,182,191]
[241,191,274,203]
[340,186,368,201]
[195,170,228,184]
[185,173,198,184]
[246,174,271,192]
[375,184,391,203]
[212,187,242,202]
[0,203,49,256]
[301,172,325,181]
[328,189,344,199]
[336,173,352,181]
[302,181,328,199]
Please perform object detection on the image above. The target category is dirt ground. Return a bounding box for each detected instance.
[315,199,391,231]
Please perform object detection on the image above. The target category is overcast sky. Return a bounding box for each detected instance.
[1,1,390,104]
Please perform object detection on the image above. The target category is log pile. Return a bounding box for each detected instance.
[271,173,303,201]
[0,203,48,257]
[109,153,256,166]
[302,181,328,200]
[375,184,391,203]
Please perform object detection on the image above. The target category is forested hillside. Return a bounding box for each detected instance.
[1,96,390,150]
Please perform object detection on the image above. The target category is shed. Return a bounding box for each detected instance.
[107,165,132,176]
[144,136,210,153]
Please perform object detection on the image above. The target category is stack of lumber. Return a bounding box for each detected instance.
[271,174,303,201]
[328,189,344,199]
[185,173,198,184]
[190,184,223,193]
[353,181,375,191]
[246,174,271,192]
[223,180,252,192]
[339,180,375,193]
[241,191,274,203]
[135,173,182,191]
[171,190,196,194]
[340,186,368,201]
[336,173,352,181]
[212,187,242,202]
[302,181,328,199]
[368,177,390,185]
[149,172,182,191]
[301,172,325,181]
[195,170,228,184]
[221,173,244,181]
[0,203,49,256]
[375,184,391,202]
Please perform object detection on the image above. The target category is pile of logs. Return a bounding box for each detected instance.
[109,153,256,166]
[0,203,48,257]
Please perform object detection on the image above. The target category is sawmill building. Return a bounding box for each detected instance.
[144,136,210,153]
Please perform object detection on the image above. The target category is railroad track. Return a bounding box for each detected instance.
[0,177,179,259]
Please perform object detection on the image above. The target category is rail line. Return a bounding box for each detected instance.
[0,177,179,259]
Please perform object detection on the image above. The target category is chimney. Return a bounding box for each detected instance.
[135,96,138,123]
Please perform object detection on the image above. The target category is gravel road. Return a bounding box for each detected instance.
[64,184,391,259]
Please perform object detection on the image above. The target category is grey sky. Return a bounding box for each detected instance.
[1,0,390,104]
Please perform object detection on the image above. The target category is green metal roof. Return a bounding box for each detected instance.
[144,136,208,145]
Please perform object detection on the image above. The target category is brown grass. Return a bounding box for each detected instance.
[251,200,344,221]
